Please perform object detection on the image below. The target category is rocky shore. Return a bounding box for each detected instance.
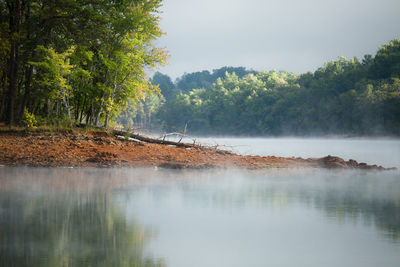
[0,130,394,170]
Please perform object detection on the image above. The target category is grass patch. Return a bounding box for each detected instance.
[0,124,107,135]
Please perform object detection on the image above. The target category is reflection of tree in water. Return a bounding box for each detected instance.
[315,187,400,241]
[0,192,164,267]
[173,172,400,241]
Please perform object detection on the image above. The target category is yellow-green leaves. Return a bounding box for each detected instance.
[22,108,37,130]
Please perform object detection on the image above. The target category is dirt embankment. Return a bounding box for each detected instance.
[0,130,393,170]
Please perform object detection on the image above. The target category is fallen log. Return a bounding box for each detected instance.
[112,130,205,149]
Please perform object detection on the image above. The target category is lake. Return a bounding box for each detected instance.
[1,138,399,267]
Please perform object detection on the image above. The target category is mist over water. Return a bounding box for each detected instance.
[190,137,400,168]
[1,138,399,267]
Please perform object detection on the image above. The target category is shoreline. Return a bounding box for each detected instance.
[0,130,394,170]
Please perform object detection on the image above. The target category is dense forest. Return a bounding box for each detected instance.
[0,0,167,127]
[155,40,400,136]
[116,66,255,127]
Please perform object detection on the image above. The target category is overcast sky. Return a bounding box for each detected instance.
[154,0,400,80]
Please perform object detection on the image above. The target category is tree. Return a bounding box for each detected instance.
[29,46,75,120]
[156,40,400,136]
[0,0,167,126]
[151,72,176,101]
[371,39,400,79]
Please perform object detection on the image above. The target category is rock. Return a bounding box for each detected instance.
[86,157,99,163]
[158,162,187,169]
[347,159,359,167]
[318,155,347,168]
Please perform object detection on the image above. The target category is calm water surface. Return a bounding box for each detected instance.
[1,138,399,267]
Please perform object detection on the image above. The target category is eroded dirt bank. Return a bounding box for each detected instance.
[0,130,393,170]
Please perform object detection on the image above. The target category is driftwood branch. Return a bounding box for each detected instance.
[112,129,234,155]
[113,130,201,149]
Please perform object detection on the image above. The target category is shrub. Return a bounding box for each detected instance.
[22,109,37,130]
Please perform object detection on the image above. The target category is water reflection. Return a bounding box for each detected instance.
[312,176,400,241]
[0,167,399,267]
[0,169,165,267]
[169,170,400,242]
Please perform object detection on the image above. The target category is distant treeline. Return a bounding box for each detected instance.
[151,39,400,136]
[117,66,255,127]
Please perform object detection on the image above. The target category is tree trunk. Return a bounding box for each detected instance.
[18,1,37,120]
[0,70,7,120]
[74,97,80,121]
[86,105,92,125]
[19,65,33,117]
[104,74,118,128]
[63,93,71,119]
[94,99,104,126]
[60,64,71,120]
[79,96,86,123]
[94,69,109,126]
[6,0,23,125]
[104,112,109,128]
[148,111,152,126]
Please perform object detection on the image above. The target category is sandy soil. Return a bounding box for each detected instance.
[0,130,391,170]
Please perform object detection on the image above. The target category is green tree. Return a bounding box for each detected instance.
[151,72,176,101]
[0,0,167,127]
[370,39,400,79]
[156,40,400,136]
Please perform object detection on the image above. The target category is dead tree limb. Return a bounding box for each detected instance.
[113,130,201,149]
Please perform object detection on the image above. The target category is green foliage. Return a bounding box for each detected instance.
[21,108,37,130]
[371,39,400,79]
[156,40,400,136]
[0,0,167,127]
[175,66,255,93]
[151,72,177,101]
[116,92,165,128]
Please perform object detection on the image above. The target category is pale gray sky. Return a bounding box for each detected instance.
[155,0,400,79]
